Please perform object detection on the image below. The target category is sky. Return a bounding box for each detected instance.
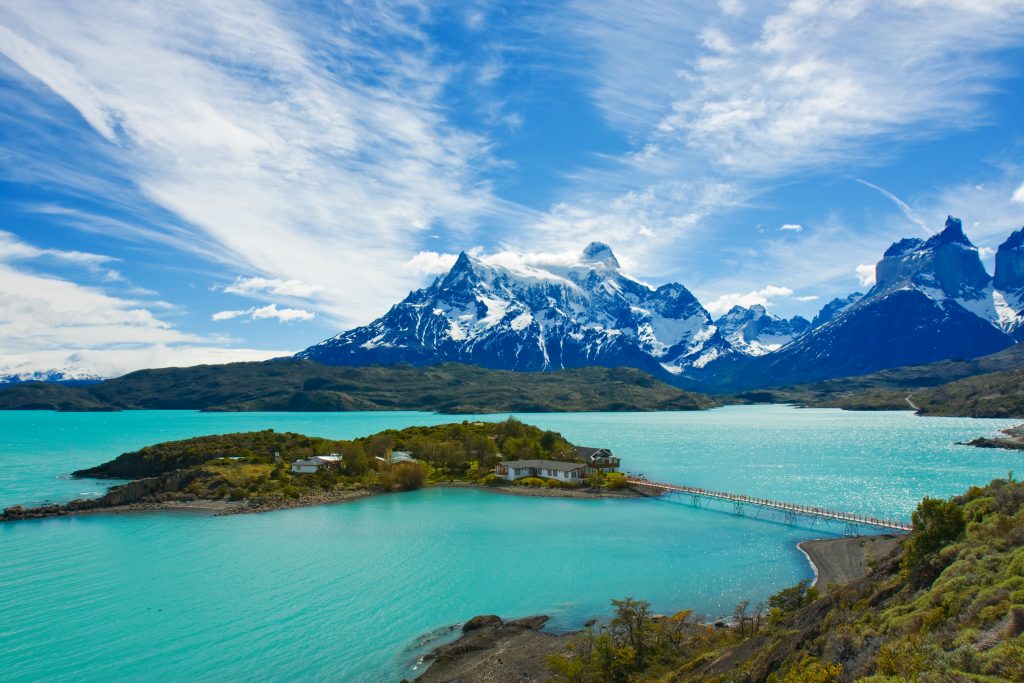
[2,0,1024,377]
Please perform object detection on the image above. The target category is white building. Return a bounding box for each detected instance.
[494,459,594,483]
[290,454,343,474]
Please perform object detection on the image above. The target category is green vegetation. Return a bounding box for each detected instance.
[67,418,616,507]
[727,344,1024,417]
[548,477,1024,681]
[0,360,717,413]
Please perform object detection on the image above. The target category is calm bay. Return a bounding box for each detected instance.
[1,406,1021,681]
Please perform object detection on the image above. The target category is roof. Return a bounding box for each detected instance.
[574,446,613,460]
[502,460,589,472]
[311,455,342,463]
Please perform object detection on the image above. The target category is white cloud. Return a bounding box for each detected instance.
[525,179,743,278]
[719,0,745,17]
[406,251,459,275]
[0,232,288,377]
[1012,182,1024,204]
[560,1,1024,174]
[0,229,115,266]
[779,223,802,232]
[0,346,288,379]
[223,276,323,299]
[212,304,315,323]
[211,309,248,321]
[795,295,819,302]
[0,1,504,327]
[251,304,314,323]
[706,285,794,316]
[855,264,876,288]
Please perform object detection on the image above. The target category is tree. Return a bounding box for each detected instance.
[391,461,427,491]
[902,496,965,587]
[734,600,750,636]
[610,597,652,666]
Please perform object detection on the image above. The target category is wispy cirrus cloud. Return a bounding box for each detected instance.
[532,0,1024,298]
[0,0,503,327]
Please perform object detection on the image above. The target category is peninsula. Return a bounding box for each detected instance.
[1,419,639,522]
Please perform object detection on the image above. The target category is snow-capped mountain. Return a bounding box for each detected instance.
[714,305,809,356]
[715,217,1017,389]
[0,368,102,386]
[298,242,732,383]
[994,227,1024,340]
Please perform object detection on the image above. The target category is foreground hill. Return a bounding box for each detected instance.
[0,360,717,413]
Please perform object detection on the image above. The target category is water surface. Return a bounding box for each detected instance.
[1,406,1021,681]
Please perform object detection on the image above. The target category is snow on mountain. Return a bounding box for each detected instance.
[0,368,102,385]
[711,217,1016,389]
[993,227,1024,340]
[300,219,1023,391]
[714,305,809,356]
[297,242,732,382]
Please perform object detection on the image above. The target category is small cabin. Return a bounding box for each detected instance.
[290,454,343,474]
[573,446,620,471]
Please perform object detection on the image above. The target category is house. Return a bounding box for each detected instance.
[573,446,620,471]
[290,454,343,474]
[495,459,598,483]
[374,450,416,466]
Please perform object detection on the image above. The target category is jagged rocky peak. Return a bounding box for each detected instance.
[579,241,620,269]
[994,227,1024,292]
[874,215,990,298]
[811,292,863,329]
[714,305,809,357]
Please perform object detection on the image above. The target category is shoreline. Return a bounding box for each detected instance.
[412,533,900,681]
[1,481,648,522]
[798,534,902,589]
[958,423,1024,451]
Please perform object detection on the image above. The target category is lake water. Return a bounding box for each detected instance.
[1,406,1021,681]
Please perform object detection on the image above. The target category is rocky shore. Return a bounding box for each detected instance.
[411,615,566,683]
[411,533,899,682]
[960,424,1024,451]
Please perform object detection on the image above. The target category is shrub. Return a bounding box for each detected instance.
[545,479,564,488]
[515,476,546,487]
[605,472,629,490]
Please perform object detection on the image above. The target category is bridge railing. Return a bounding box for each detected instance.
[626,476,912,533]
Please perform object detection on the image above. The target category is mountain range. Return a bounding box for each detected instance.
[298,217,1024,391]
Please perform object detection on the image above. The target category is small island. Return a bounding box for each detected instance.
[1,419,639,522]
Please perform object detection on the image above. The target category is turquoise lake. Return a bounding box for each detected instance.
[1,406,1022,681]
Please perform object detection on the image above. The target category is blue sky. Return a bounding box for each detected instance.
[1,0,1024,377]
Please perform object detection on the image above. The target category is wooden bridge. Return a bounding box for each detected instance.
[626,476,912,535]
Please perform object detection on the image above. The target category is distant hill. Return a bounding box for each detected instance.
[0,360,717,413]
[730,344,1024,416]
